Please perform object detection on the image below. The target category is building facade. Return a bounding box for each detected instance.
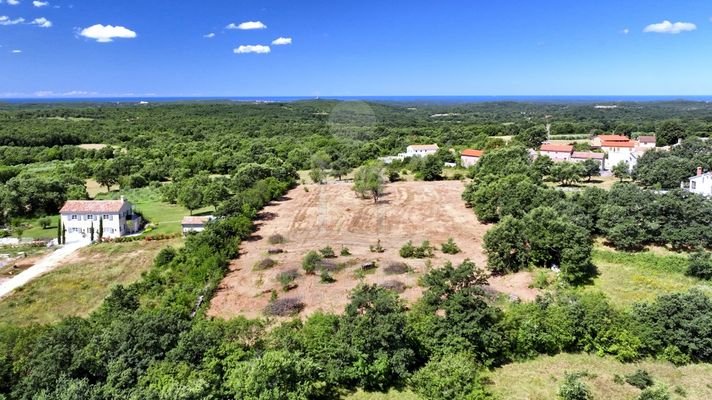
[539,143,574,161]
[59,198,141,241]
[686,167,712,196]
[181,216,214,234]
[405,144,439,157]
[460,149,483,167]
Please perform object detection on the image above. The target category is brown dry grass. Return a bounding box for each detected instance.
[0,239,181,326]
[209,181,536,319]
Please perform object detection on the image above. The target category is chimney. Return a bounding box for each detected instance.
[120,195,125,202]
[697,167,703,177]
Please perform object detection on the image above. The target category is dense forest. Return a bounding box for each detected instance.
[1,100,712,399]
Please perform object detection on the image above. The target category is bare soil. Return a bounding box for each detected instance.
[209,181,535,319]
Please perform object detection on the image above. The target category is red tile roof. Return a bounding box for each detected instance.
[597,134,629,142]
[181,216,213,225]
[572,151,605,160]
[601,140,635,148]
[638,135,656,144]
[540,143,574,153]
[60,200,126,214]
[461,149,483,157]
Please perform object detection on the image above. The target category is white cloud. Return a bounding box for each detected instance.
[30,17,51,28]
[79,24,137,43]
[11,49,21,53]
[643,20,697,34]
[0,16,25,25]
[5,0,21,5]
[271,37,292,45]
[227,21,267,30]
[234,44,270,54]
[622,28,630,34]
[33,0,48,7]
[203,32,215,38]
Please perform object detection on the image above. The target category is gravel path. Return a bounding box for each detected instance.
[0,240,91,299]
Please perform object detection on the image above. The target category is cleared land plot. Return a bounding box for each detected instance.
[589,247,712,308]
[0,239,180,326]
[343,390,418,400]
[489,353,712,400]
[209,181,503,319]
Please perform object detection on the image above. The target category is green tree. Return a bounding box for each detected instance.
[38,216,52,229]
[329,159,352,181]
[581,159,601,181]
[484,216,529,274]
[98,218,103,242]
[178,185,204,215]
[89,222,94,242]
[352,163,385,203]
[309,151,331,184]
[417,155,444,181]
[409,353,488,400]
[612,161,630,182]
[94,161,119,193]
[516,125,548,148]
[686,252,712,280]
[656,119,686,147]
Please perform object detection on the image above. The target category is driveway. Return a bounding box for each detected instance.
[0,240,91,299]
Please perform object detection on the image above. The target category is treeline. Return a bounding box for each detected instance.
[2,259,711,399]
[462,146,712,283]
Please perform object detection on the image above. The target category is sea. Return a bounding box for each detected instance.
[3,95,712,105]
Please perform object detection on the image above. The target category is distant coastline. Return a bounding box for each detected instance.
[2,95,712,105]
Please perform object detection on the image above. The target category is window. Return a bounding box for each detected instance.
[71,215,77,220]
[102,214,111,220]
[692,181,697,190]
[87,214,94,220]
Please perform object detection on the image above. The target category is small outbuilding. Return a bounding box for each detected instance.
[181,215,214,234]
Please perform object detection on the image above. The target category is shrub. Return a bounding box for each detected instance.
[686,252,712,280]
[370,239,385,253]
[319,246,336,258]
[319,259,340,272]
[625,369,654,389]
[38,216,52,229]
[277,269,299,291]
[254,258,277,271]
[154,246,177,267]
[558,373,592,400]
[400,240,434,258]
[531,270,551,289]
[638,385,671,400]
[264,297,305,317]
[380,280,406,293]
[660,345,691,366]
[384,262,410,275]
[302,251,322,275]
[268,234,286,245]
[320,270,335,284]
[409,353,488,400]
[441,238,461,254]
[340,246,351,256]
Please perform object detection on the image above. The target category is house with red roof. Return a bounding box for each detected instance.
[539,143,574,161]
[460,149,483,167]
[59,197,141,241]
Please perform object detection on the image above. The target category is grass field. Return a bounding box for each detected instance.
[95,187,212,235]
[589,246,712,308]
[0,239,181,326]
[489,353,712,400]
[11,215,59,240]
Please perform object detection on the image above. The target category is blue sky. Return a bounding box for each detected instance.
[1,0,712,97]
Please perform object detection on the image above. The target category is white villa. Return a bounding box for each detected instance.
[59,197,141,241]
[599,138,637,171]
[181,215,214,234]
[686,167,712,196]
[379,144,440,164]
[404,144,439,157]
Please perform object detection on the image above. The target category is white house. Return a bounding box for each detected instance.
[59,197,141,241]
[460,149,484,167]
[181,215,214,234]
[686,167,712,196]
[405,144,439,157]
[600,139,637,170]
[539,143,573,161]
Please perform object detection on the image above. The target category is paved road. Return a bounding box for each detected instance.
[0,240,91,299]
